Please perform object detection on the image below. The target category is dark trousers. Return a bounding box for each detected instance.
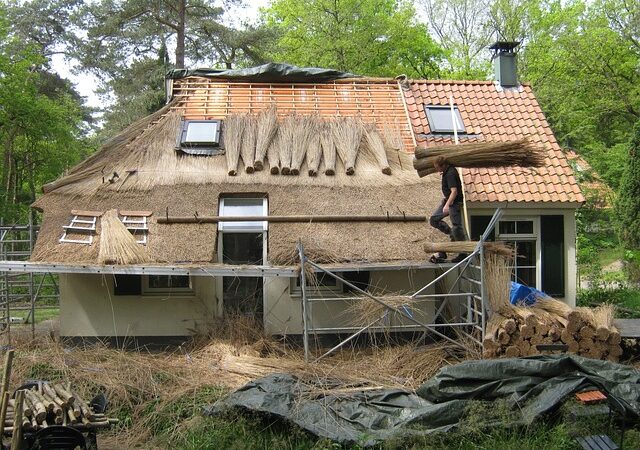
[429,199,466,241]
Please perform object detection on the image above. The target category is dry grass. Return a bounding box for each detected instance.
[254,106,278,171]
[320,122,337,175]
[414,140,547,176]
[224,114,245,176]
[485,252,514,313]
[240,115,257,174]
[98,209,152,265]
[346,295,414,327]
[423,241,514,258]
[3,314,467,447]
[364,127,391,175]
[290,116,318,176]
[332,118,363,175]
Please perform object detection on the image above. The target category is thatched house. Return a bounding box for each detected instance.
[26,63,583,345]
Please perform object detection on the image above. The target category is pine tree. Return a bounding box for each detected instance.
[616,122,640,248]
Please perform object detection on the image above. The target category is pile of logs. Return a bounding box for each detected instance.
[483,301,623,361]
[0,350,118,446]
[2,382,117,434]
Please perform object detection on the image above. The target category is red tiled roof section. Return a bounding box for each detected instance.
[405,80,584,205]
[171,77,416,150]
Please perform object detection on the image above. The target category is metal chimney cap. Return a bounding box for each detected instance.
[489,41,521,54]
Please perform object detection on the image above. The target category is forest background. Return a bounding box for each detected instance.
[1,0,639,291]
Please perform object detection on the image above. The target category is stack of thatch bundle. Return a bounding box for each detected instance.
[225,106,399,176]
[484,302,622,361]
[412,139,546,177]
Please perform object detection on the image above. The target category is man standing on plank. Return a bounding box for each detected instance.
[429,155,467,263]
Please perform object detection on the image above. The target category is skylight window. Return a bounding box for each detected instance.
[425,106,466,134]
[177,119,224,155]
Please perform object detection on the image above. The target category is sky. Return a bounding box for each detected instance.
[51,0,270,109]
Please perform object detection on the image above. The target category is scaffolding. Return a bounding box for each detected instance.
[0,219,59,344]
[0,209,502,355]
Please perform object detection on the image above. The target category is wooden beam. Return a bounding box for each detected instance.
[157,214,428,224]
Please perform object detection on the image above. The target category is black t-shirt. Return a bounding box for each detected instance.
[442,165,463,203]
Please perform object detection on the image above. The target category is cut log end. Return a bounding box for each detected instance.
[381,167,392,175]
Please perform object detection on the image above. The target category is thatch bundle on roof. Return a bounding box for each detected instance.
[320,122,337,176]
[254,105,278,171]
[240,115,257,174]
[364,127,391,175]
[413,140,546,177]
[333,117,363,175]
[98,210,152,265]
[224,114,245,176]
[290,116,317,176]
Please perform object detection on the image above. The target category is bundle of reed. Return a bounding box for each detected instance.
[254,106,278,171]
[267,129,282,175]
[98,209,151,265]
[364,126,391,175]
[290,116,317,176]
[224,114,245,176]
[382,122,404,152]
[484,252,514,313]
[277,115,297,174]
[306,133,322,176]
[240,115,257,174]
[423,241,514,258]
[3,382,118,435]
[319,122,337,175]
[483,302,623,361]
[332,117,363,175]
[413,140,546,177]
[346,295,415,328]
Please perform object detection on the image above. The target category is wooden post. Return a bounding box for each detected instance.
[297,242,310,363]
[0,391,9,437]
[0,349,14,406]
[11,390,24,449]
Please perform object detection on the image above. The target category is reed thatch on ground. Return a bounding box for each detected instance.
[413,140,546,177]
[484,252,514,313]
[254,105,278,171]
[224,114,245,176]
[98,210,152,265]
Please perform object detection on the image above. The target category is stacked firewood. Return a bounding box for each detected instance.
[483,300,623,362]
[2,381,118,434]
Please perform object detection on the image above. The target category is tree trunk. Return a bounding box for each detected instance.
[175,0,186,68]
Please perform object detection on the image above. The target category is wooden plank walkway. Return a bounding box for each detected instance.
[613,319,640,338]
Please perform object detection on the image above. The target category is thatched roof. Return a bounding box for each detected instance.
[32,90,446,265]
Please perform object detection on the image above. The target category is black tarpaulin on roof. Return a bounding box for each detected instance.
[166,63,360,83]
[205,355,640,447]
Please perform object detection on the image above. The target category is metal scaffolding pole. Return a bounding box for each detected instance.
[297,243,311,362]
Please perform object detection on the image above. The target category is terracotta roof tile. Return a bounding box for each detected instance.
[403,81,584,204]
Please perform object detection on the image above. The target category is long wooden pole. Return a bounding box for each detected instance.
[11,390,23,449]
[158,215,428,224]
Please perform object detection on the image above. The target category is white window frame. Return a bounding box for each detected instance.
[142,275,193,295]
[495,217,541,290]
[216,197,269,318]
[425,105,466,133]
[290,273,343,298]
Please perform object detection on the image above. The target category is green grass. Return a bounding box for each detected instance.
[9,307,59,324]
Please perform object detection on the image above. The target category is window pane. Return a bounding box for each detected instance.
[516,221,534,234]
[148,275,190,289]
[516,241,536,266]
[499,221,516,234]
[515,268,536,287]
[114,275,141,295]
[185,122,218,143]
[219,198,266,231]
[426,107,466,133]
[222,233,263,265]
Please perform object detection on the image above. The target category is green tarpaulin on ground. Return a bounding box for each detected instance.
[206,355,640,447]
[166,63,359,83]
